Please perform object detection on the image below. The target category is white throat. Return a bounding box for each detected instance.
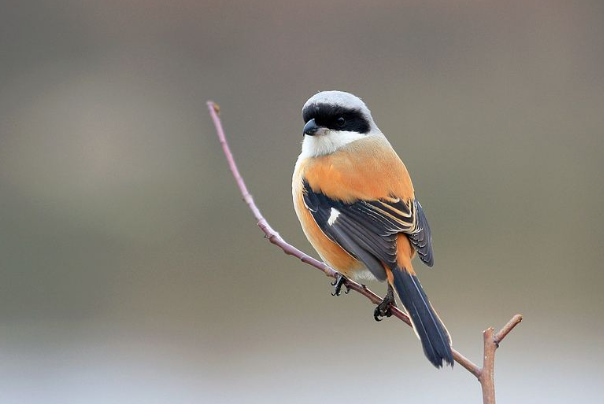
[299,130,366,158]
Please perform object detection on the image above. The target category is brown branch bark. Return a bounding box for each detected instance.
[479,315,523,404]
[207,100,522,404]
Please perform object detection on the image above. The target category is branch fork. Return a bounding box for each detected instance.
[207,100,522,404]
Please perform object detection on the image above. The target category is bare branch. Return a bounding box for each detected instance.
[495,314,523,345]
[455,350,482,379]
[207,100,522,404]
[481,327,497,404]
[478,315,523,404]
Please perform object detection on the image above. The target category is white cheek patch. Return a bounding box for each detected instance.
[300,130,366,158]
[327,208,340,225]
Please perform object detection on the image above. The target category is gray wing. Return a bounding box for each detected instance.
[302,180,435,281]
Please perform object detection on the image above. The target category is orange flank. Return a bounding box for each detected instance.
[396,234,416,275]
[293,182,361,277]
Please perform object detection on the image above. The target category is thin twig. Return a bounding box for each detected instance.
[455,350,482,378]
[207,100,522,404]
[495,314,523,345]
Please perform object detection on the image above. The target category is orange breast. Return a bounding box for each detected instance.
[302,136,414,202]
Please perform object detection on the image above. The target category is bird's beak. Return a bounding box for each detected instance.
[303,118,320,136]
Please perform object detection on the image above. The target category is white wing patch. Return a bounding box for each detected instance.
[327,208,341,226]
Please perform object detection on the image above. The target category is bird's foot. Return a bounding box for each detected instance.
[374,285,396,322]
[331,274,350,296]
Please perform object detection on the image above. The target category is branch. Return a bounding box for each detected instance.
[207,100,522,404]
[479,314,523,404]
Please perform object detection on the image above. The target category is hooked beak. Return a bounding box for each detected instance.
[303,118,320,136]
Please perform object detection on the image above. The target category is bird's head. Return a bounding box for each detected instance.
[300,91,381,158]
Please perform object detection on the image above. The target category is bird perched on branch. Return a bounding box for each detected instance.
[292,91,453,368]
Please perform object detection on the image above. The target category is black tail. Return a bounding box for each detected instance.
[392,269,453,368]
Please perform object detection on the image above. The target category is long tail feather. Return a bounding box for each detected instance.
[392,268,453,368]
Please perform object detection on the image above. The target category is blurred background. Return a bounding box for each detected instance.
[1,1,603,403]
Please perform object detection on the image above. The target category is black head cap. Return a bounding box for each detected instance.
[301,91,374,135]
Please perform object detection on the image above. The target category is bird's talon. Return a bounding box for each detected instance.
[373,305,391,322]
[373,307,385,321]
[331,274,348,297]
[373,284,396,322]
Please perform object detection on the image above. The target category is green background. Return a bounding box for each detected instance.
[1,1,603,403]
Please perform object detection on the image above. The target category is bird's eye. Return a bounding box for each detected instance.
[336,117,346,127]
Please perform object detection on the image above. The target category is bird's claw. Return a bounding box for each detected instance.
[331,274,350,296]
[373,285,396,322]
[373,303,393,321]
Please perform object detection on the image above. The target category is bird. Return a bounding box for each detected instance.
[292,90,453,368]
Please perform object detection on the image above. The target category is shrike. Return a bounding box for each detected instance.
[292,91,453,368]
